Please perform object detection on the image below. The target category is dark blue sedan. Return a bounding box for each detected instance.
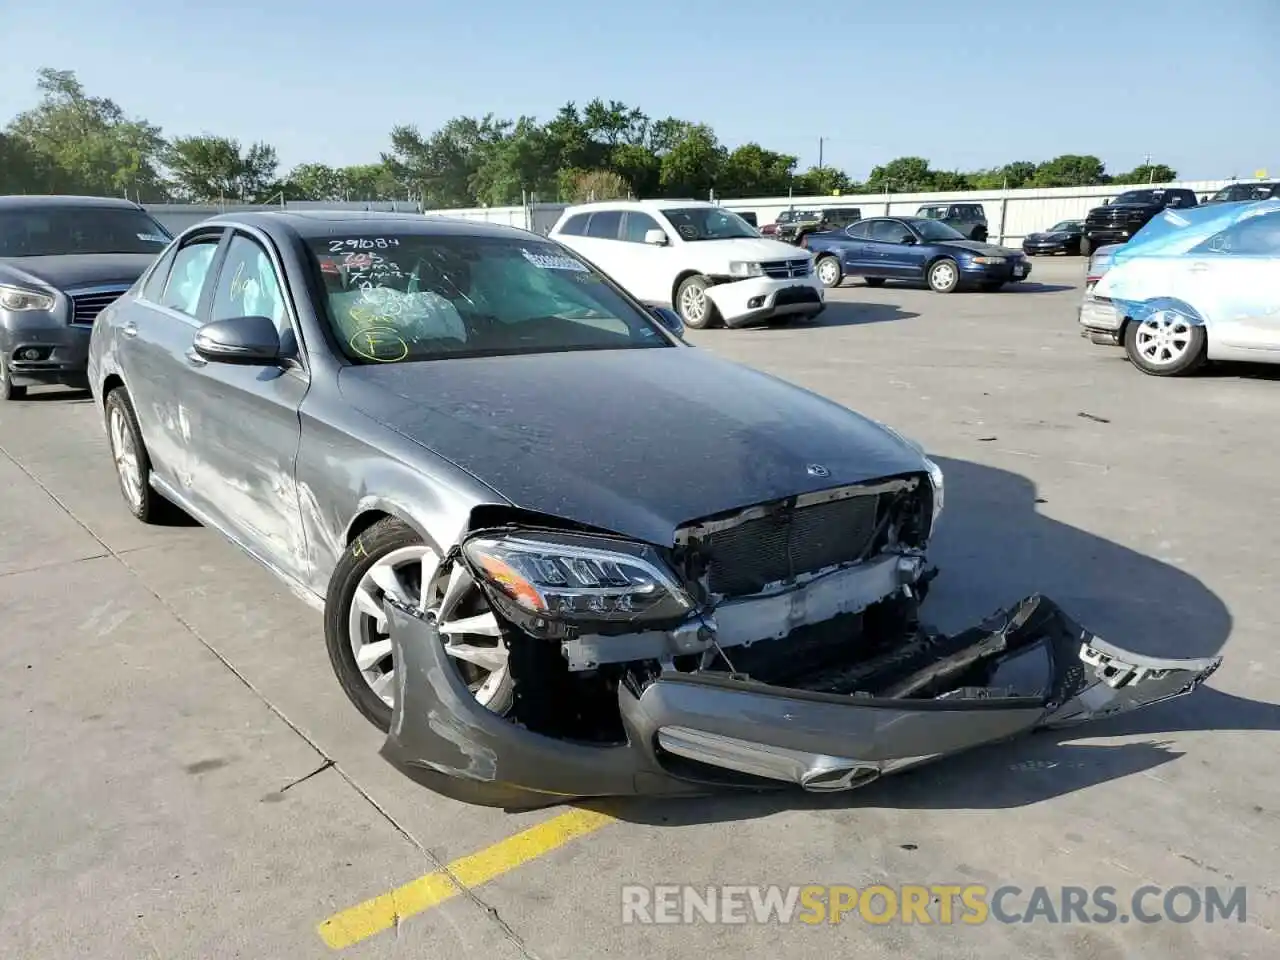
[805,216,1032,293]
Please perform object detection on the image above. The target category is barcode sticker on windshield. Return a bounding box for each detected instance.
[137,233,169,243]
[522,249,588,272]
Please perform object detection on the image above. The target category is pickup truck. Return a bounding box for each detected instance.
[1081,187,1197,255]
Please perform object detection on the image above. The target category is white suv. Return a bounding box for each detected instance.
[548,199,825,329]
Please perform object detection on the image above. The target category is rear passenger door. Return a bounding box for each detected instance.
[182,229,310,583]
[123,227,227,494]
[611,211,676,303]
[561,210,625,280]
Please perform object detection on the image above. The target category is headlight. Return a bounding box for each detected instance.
[0,285,56,312]
[462,530,693,625]
[923,456,945,525]
[971,256,1006,265]
[728,261,765,278]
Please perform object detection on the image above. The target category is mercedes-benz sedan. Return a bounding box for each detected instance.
[88,211,1220,808]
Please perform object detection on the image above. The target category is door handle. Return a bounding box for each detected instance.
[122,321,138,338]
[184,348,208,366]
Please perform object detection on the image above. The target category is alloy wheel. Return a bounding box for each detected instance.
[1134,310,1195,367]
[109,406,144,510]
[347,545,509,709]
[930,261,957,291]
[679,284,708,325]
[817,258,840,286]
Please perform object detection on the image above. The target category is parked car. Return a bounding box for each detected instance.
[775,207,862,246]
[1079,199,1280,376]
[734,211,759,228]
[87,211,1220,807]
[1082,187,1198,256]
[549,200,824,329]
[915,203,988,241]
[1203,182,1280,204]
[0,195,172,400]
[1022,219,1085,256]
[806,216,1031,293]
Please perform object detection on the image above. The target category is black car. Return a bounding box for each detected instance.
[1203,182,1280,204]
[1082,188,1197,255]
[1022,219,1085,256]
[764,206,862,245]
[0,195,172,399]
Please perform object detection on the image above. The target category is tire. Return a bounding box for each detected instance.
[814,255,842,289]
[1080,236,1093,257]
[927,258,960,294]
[1123,307,1208,377]
[324,517,515,732]
[972,227,988,242]
[104,388,168,523]
[0,357,27,401]
[864,277,886,288]
[675,275,721,329]
[981,281,1005,292]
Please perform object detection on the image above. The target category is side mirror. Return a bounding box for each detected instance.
[193,315,282,364]
[643,228,669,246]
[650,306,685,337]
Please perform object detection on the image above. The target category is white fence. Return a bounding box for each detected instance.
[421,179,1241,244]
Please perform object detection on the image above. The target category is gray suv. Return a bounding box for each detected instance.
[0,195,171,399]
[915,202,988,241]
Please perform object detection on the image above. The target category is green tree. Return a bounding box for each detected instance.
[717,143,797,198]
[866,156,936,192]
[793,166,856,196]
[1030,154,1107,187]
[609,143,660,198]
[471,117,558,204]
[7,67,167,199]
[384,115,510,207]
[284,162,341,200]
[659,123,725,197]
[338,163,404,201]
[561,169,630,203]
[0,131,53,192]
[166,135,279,202]
[1110,163,1178,185]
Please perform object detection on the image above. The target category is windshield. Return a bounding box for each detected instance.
[661,207,758,241]
[1050,221,1081,232]
[0,206,171,257]
[917,206,947,219]
[307,234,673,364]
[1112,191,1157,205]
[913,219,968,242]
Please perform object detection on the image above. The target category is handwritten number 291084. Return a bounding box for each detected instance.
[329,238,400,252]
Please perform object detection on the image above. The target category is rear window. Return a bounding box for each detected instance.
[0,206,172,257]
[558,213,590,236]
[307,233,672,364]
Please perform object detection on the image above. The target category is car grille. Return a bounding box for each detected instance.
[761,259,812,279]
[1087,210,1145,229]
[698,493,885,598]
[69,288,129,326]
[775,286,821,307]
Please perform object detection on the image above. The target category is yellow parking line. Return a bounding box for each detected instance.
[317,807,616,950]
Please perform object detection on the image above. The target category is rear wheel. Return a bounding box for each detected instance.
[0,357,27,401]
[324,517,514,732]
[815,255,842,288]
[927,259,960,294]
[105,388,169,523]
[675,275,721,329]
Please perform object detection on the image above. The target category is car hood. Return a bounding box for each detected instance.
[690,237,811,261]
[936,239,1020,257]
[1112,197,1280,265]
[0,254,155,291]
[338,348,928,546]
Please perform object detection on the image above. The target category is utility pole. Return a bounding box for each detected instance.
[818,137,824,169]
[1144,153,1153,183]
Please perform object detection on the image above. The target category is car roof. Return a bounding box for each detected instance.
[562,198,713,214]
[0,194,145,211]
[197,209,537,242]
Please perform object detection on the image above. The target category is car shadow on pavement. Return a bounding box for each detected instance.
[761,302,918,330]
[15,386,93,403]
[998,282,1077,294]
[598,455,1265,825]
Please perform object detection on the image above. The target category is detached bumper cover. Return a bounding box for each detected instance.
[380,594,1221,808]
[704,276,825,327]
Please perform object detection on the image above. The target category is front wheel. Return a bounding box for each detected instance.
[1123,308,1207,377]
[105,388,169,522]
[675,275,721,329]
[927,259,960,293]
[0,357,27,401]
[324,517,514,731]
[1080,236,1093,257]
[815,255,842,288]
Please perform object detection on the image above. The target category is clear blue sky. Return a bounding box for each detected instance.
[2,0,1277,181]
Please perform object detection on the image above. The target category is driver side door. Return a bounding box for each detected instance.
[182,229,310,584]
[871,219,923,279]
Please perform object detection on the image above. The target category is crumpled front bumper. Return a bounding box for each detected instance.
[379,594,1222,809]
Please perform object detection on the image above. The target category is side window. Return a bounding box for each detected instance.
[560,214,590,236]
[845,222,872,239]
[1209,212,1280,256]
[871,220,912,243]
[622,212,662,243]
[160,237,222,316]
[209,233,289,337]
[141,243,180,301]
[585,211,622,239]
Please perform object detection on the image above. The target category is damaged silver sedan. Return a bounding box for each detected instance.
[87,211,1222,808]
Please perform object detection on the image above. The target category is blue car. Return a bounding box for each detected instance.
[805,216,1032,293]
